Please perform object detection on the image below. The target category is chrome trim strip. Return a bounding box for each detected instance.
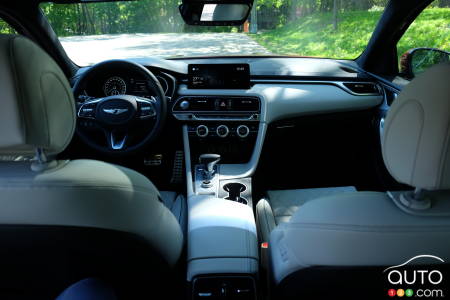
[182,125,194,196]
[250,79,381,96]
[173,113,260,122]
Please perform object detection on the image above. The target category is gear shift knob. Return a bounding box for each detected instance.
[199,154,221,182]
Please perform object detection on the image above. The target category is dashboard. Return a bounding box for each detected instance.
[74,56,385,130]
[72,57,386,177]
[74,56,385,138]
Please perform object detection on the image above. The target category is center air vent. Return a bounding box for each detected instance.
[342,82,380,95]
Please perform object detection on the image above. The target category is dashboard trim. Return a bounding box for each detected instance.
[172,95,261,122]
[173,113,260,122]
[250,79,381,96]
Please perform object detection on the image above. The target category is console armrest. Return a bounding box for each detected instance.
[187,195,258,280]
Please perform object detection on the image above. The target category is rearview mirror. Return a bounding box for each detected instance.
[179,1,253,26]
[400,48,450,79]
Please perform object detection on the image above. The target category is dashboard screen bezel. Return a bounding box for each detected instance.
[188,64,251,89]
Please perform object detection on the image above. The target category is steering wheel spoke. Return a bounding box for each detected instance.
[106,129,129,151]
[77,98,103,119]
[136,96,157,119]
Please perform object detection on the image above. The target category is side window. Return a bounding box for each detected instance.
[397,1,449,80]
[0,19,17,34]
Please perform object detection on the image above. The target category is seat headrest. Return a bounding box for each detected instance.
[382,62,450,190]
[0,35,75,157]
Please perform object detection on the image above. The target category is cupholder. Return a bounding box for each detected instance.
[223,183,248,205]
[225,196,248,205]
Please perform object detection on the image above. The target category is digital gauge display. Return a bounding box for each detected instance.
[103,76,127,96]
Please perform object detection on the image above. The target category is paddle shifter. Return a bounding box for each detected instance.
[199,154,221,184]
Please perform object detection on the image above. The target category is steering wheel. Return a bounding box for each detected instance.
[73,60,167,155]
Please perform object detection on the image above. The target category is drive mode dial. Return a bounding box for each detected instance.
[216,125,229,138]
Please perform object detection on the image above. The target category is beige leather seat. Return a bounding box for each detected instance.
[0,35,183,299]
[265,63,450,299]
[256,186,356,242]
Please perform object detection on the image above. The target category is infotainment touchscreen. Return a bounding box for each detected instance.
[188,64,250,89]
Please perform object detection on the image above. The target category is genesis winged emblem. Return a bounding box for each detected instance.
[103,108,129,115]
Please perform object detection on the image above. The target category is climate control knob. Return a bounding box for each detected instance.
[216,125,229,138]
[196,125,209,138]
[237,125,250,138]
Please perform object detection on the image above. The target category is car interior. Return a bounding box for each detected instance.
[0,0,449,299]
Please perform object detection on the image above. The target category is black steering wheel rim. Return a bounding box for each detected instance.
[73,59,167,155]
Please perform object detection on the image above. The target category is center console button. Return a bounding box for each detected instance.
[196,125,209,138]
[216,125,229,138]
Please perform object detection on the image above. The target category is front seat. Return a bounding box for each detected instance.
[264,62,450,299]
[0,35,183,299]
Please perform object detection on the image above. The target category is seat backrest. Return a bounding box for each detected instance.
[269,63,450,299]
[382,62,450,191]
[0,34,183,299]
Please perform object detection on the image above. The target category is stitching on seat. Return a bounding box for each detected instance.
[38,73,50,147]
[382,99,421,182]
[409,100,425,184]
[8,37,27,144]
[437,120,450,187]
[40,71,77,150]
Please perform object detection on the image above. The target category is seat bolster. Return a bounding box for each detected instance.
[160,191,187,236]
[159,191,177,209]
[269,191,450,285]
[266,186,356,224]
[0,159,184,267]
[256,186,356,242]
[256,198,276,243]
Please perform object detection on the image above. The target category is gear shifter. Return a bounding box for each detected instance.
[199,154,221,183]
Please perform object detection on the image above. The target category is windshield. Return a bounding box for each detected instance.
[40,1,389,65]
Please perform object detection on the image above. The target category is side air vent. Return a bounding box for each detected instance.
[386,90,399,106]
[342,82,380,95]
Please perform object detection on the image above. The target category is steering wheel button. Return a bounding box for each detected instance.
[139,103,156,118]
[79,106,95,118]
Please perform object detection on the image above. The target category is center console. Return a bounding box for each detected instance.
[173,95,260,165]
[175,64,264,300]
[187,151,258,299]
